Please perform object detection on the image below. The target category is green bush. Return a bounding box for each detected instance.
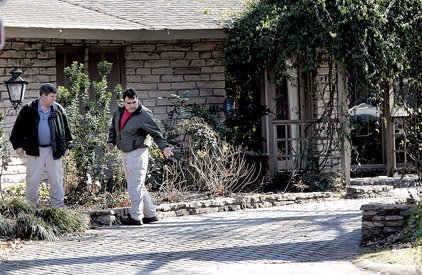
[59,61,123,200]
[407,200,422,243]
[13,213,56,241]
[0,198,87,241]
[0,198,36,218]
[40,208,86,235]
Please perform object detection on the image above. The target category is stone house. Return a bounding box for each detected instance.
[0,0,244,185]
[0,0,358,187]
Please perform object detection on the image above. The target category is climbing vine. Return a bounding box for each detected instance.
[222,0,422,171]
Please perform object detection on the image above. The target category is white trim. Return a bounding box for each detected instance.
[288,76,299,170]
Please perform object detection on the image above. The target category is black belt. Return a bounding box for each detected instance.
[39,144,51,148]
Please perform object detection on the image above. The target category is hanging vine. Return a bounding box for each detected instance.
[221,0,422,171]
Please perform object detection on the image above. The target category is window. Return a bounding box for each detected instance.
[88,47,123,112]
[56,46,123,111]
[56,47,84,87]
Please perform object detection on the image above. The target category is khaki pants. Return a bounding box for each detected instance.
[26,146,64,207]
[122,147,156,221]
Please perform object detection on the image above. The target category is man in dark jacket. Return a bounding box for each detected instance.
[10,83,72,207]
[108,88,173,225]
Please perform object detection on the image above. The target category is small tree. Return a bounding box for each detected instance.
[58,61,122,202]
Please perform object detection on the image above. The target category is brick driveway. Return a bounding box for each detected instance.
[0,198,393,274]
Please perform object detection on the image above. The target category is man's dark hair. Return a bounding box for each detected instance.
[122,88,138,100]
[39,83,57,96]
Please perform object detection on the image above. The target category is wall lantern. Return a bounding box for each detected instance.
[5,68,28,110]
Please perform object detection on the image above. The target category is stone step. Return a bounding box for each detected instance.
[350,174,421,188]
[347,183,421,200]
[346,185,395,199]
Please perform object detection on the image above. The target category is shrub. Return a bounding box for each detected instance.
[0,198,87,241]
[0,198,36,218]
[407,200,422,244]
[160,140,260,198]
[148,92,262,200]
[40,208,86,235]
[58,61,124,207]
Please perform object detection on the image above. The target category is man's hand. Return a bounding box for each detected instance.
[163,147,174,158]
[107,143,115,151]
[16,148,25,157]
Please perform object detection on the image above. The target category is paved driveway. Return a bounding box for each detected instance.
[1,198,395,274]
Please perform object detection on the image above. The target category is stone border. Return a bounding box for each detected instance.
[360,199,418,243]
[87,192,339,226]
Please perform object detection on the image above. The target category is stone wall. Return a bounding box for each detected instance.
[125,40,226,121]
[360,199,417,243]
[88,192,339,226]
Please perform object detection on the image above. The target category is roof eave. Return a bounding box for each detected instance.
[5,27,228,41]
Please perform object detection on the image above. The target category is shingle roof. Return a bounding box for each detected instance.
[0,0,243,30]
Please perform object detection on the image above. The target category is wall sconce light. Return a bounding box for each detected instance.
[5,68,28,110]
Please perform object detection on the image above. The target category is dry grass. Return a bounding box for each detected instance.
[358,246,422,266]
[358,228,422,270]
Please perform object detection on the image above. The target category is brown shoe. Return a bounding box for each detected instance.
[142,216,159,224]
[121,215,142,225]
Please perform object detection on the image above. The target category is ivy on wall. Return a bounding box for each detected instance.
[222,0,422,156]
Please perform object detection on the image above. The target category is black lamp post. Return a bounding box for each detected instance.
[5,68,28,110]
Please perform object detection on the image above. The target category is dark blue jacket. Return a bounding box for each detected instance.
[10,99,73,159]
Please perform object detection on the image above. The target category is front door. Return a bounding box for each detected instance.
[263,66,349,179]
[262,70,304,175]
